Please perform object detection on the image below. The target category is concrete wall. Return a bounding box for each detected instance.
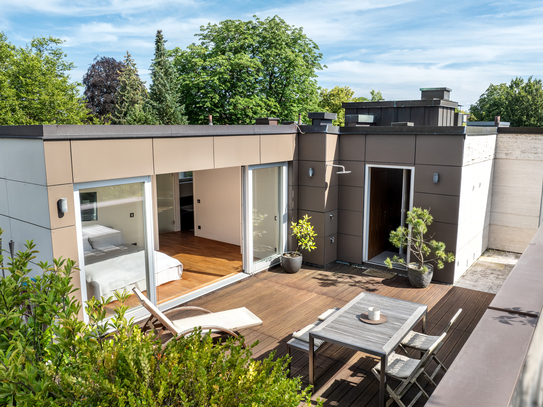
[489,131,543,253]
[193,167,242,246]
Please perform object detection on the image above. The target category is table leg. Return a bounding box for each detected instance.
[309,334,315,385]
[379,355,387,407]
[422,313,427,334]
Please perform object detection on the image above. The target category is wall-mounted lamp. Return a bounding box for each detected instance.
[57,198,68,218]
[308,167,314,178]
[326,164,351,174]
[433,173,439,184]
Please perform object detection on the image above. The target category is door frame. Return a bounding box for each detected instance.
[363,164,415,264]
[73,176,155,323]
[242,162,288,274]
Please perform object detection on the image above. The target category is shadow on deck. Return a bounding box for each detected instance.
[180,262,494,407]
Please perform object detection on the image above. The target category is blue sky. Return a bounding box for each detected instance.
[1,0,543,109]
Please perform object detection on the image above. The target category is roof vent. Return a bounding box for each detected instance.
[420,87,451,101]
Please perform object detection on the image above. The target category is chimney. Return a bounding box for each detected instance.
[420,87,451,101]
[255,117,280,125]
[208,115,213,125]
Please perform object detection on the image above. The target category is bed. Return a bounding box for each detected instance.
[82,225,183,300]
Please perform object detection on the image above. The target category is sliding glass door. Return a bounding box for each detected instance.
[243,163,287,273]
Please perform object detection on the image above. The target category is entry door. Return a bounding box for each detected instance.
[243,163,287,273]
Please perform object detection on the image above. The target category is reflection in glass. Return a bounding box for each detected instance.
[80,182,148,312]
[252,167,281,264]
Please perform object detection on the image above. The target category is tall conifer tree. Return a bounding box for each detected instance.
[149,30,187,125]
[111,52,157,125]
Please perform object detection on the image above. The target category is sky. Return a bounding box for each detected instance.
[1,0,543,109]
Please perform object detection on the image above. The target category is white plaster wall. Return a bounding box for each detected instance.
[193,167,241,246]
[1,138,46,185]
[489,133,543,253]
[5,180,50,228]
[462,134,497,166]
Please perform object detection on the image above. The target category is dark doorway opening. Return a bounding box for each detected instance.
[367,167,412,264]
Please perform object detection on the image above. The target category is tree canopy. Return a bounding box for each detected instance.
[111,52,157,125]
[0,33,90,125]
[149,30,187,125]
[83,56,125,123]
[172,15,324,125]
[470,76,543,127]
[318,86,383,126]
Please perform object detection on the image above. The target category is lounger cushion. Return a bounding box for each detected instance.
[318,307,341,321]
[171,307,262,334]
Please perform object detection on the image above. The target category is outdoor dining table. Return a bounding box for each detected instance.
[309,291,428,407]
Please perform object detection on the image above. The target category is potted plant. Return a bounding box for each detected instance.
[384,207,455,288]
[281,214,317,274]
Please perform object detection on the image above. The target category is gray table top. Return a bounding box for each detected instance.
[310,291,427,357]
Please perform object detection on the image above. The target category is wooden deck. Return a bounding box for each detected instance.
[182,262,494,407]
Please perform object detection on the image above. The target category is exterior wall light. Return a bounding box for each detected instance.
[308,167,314,177]
[57,198,68,217]
[433,173,439,184]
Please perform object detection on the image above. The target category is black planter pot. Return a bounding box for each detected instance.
[407,264,434,288]
[281,252,303,274]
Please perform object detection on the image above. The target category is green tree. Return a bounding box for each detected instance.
[470,76,543,127]
[172,15,324,124]
[318,86,383,126]
[0,33,91,125]
[149,30,187,125]
[111,52,157,125]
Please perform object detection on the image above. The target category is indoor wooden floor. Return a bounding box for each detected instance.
[104,231,242,315]
[179,263,494,407]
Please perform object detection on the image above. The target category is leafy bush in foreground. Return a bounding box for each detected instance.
[0,231,317,406]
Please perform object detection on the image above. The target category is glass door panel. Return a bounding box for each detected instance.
[252,166,281,266]
[156,174,176,233]
[78,181,149,315]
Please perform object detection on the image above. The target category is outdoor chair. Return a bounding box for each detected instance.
[399,308,462,381]
[371,332,447,407]
[286,307,340,378]
[132,288,263,344]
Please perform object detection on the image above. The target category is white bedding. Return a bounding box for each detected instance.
[85,249,183,300]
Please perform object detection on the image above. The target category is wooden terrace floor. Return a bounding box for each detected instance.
[180,262,494,407]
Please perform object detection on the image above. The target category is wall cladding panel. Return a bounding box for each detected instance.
[6,181,50,228]
[3,138,46,185]
[153,137,214,174]
[366,135,416,164]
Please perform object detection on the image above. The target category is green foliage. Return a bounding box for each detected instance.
[148,30,188,125]
[291,215,317,253]
[172,15,324,124]
[0,33,92,125]
[384,208,455,273]
[317,86,382,126]
[0,229,316,406]
[111,52,158,125]
[470,76,543,127]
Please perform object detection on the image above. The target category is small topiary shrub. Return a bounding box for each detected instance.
[0,229,319,406]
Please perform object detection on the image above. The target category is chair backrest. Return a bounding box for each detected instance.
[132,288,180,335]
[443,309,463,335]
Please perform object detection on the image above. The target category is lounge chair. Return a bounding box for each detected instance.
[132,288,263,343]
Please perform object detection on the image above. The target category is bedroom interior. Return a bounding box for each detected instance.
[80,168,243,317]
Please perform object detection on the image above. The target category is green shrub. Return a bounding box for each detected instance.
[0,230,318,406]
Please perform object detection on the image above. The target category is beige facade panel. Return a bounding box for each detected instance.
[338,186,364,212]
[153,137,214,174]
[51,226,83,306]
[43,141,73,185]
[414,192,460,225]
[337,234,363,264]
[488,224,536,254]
[214,136,260,169]
[414,164,461,196]
[325,134,339,162]
[48,184,76,230]
[298,160,338,188]
[260,134,296,163]
[415,135,464,166]
[2,138,47,185]
[298,133,325,161]
[366,134,416,164]
[339,134,365,161]
[338,209,363,237]
[71,139,154,183]
[6,180,50,228]
[338,160,365,187]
